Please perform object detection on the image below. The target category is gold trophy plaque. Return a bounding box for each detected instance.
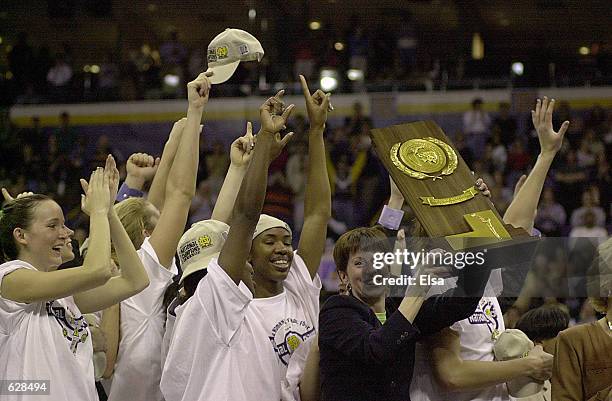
[370,121,533,250]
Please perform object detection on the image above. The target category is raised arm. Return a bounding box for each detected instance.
[147,118,187,210]
[1,169,112,303]
[296,75,332,278]
[74,156,150,313]
[148,72,211,268]
[428,327,552,391]
[210,122,255,224]
[504,97,568,232]
[218,92,295,285]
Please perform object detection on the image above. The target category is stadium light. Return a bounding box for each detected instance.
[579,46,590,55]
[334,42,344,51]
[309,20,321,30]
[347,69,364,81]
[320,68,338,92]
[511,62,524,76]
[248,8,256,20]
[164,74,180,87]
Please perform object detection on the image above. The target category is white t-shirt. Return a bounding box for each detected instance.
[281,335,315,401]
[0,260,98,401]
[410,296,507,401]
[161,297,180,370]
[161,251,321,401]
[107,237,177,401]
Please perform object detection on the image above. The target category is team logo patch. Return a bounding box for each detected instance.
[468,298,501,339]
[46,300,89,354]
[216,46,229,59]
[269,318,316,366]
[198,235,212,248]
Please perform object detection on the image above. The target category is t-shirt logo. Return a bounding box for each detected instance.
[46,301,89,354]
[468,299,500,336]
[269,318,316,366]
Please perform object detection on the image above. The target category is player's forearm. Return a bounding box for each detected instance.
[148,131,182,210]
[166,108,201,199]
[503,152,555,231]
[211,164,248,224]
[439,358,531,391]
[235,133,272,222]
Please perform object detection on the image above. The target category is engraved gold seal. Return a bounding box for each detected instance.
[390,137,457,180]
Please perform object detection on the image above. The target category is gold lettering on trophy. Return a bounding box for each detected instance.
[391,137,458,180]
[420,187,479,206]
[445,210,511,250]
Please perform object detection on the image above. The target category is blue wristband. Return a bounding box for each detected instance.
[378,205,404,230]
[116,182,144,202]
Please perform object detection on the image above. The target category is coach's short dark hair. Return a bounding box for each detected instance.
[515,304,570,342]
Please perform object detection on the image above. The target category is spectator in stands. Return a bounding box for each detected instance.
[286,140,307,234]
[8,32,34,88]
[18,116,46,155]
[454,132,474,168]
[570,189,606,229]
[491,102,517,147]
[576,138,597,169]
[159,29,187,68]
[294,36,316,81]
[46,54,73,102]
[488,131,508,172]
[54,112,78,154]
[569,210,608,239]
[462,98,491,154]
[535,187,567,237]
[262,170,294,227]
[555,150,588,213]
[204,140,230,195]
[345,102,367,137]
[187,180,214,226]
[98,52,120,101]
[396,14,418,78]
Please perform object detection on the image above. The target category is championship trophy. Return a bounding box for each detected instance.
[370,121,538,272]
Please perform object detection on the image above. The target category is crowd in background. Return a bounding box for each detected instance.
[2,23,611,104]
[1,101,610,245]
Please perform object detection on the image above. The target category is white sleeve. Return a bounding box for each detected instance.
[127,237,177,316]
[0,262,36,335]
[196,259,253,345]
[283,252,322,330]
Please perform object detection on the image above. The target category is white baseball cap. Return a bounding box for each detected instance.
[494,329,544,398]
[253,214,292,239]
[206,28,264,84]
[177,219,229,285]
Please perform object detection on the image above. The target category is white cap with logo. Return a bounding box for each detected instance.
[206,28,264,84]
[177,219,230,285]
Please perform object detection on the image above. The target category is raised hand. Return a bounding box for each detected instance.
[525,345,554,382]
[531,97,569,155]
[299,74,331,129]
[104,155,120,209]
[187,71,213,110]
[475,178,491,198]
[80,168,111,216]
[259,90,296,135]
[126,152,160,183]
[230,121,255,168]
[2,188,34,202]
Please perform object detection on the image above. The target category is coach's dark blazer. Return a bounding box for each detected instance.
[319,286,484,401]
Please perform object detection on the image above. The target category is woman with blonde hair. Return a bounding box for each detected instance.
[104,72,213,401]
